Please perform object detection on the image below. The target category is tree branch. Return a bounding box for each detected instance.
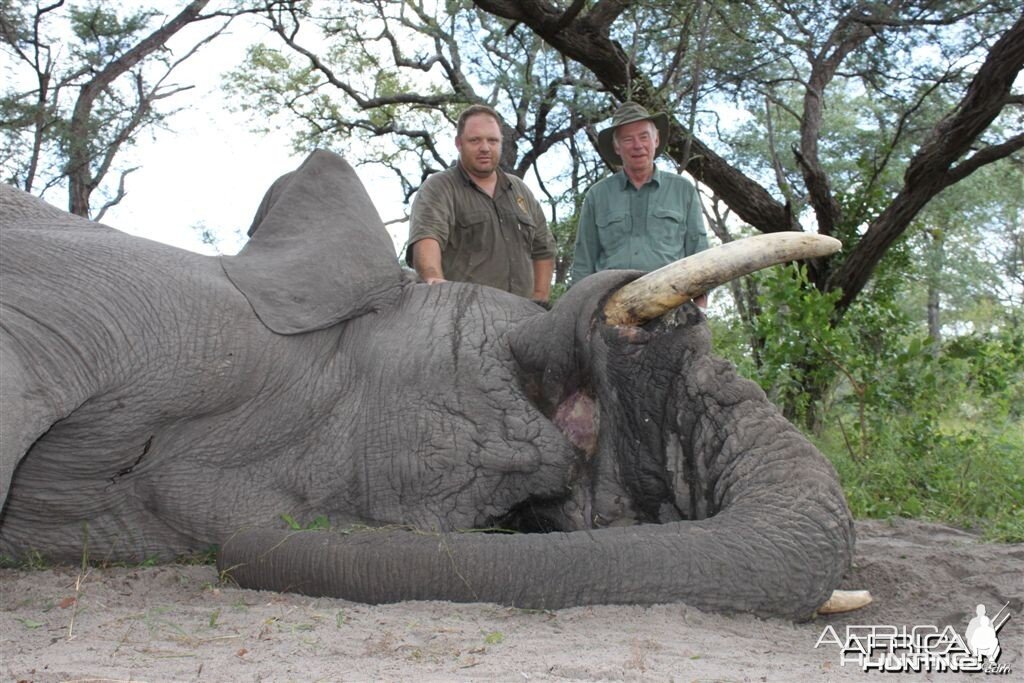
[553,0,588,32]
[795,3,888,238]
[947,133,1024,184]
[93,165,138,222]
[831,10,1024,313]
[267,13,455,110]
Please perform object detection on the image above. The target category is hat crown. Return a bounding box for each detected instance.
[610,102,655,129]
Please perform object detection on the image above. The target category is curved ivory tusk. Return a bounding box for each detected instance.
[818,589,873,614]
[603,232,842,326]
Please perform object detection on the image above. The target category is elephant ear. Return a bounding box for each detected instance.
[221,149,402,334]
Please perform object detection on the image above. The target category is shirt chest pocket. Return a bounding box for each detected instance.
[454,210,492,252]
[596,211,629,252]
[512,207,537,246]
[648,208,684,248]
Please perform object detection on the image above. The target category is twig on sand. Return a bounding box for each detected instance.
[67,530,93,641]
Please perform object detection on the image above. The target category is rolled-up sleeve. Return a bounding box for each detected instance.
[405,175,453,266]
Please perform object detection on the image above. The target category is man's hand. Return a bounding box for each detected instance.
[424,277,448,285]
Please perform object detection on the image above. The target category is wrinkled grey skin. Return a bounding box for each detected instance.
[0,151,853,619]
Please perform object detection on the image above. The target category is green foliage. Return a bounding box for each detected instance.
[548,281,569,305]
[714,262,1023,541]
[68,5,157,66]
[823,327,1024,541]
[14,616,44,630]
[281,513,331,531]
[743,264,846,423]
[224,0,611,204]
[548,211,580,296]
[0,543,220,569]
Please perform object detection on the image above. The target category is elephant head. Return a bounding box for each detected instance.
[0,150,854,621]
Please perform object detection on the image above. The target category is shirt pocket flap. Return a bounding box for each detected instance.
[459,210,491,228]
[596,212,628,229]
[513,205,536,227]
[651,208,684,223]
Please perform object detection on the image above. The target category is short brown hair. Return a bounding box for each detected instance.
[456,104,503,137]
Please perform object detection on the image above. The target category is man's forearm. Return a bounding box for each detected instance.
[412,238,446,284]
[531,258,554,301]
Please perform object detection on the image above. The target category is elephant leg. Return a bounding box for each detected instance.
[0,328,83,510]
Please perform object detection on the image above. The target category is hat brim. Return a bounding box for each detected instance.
[597,112,671,167]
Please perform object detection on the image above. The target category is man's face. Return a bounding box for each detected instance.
[456,114,502,179]
[613,120,658,176]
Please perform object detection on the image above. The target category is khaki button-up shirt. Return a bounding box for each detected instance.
[406,164,556,298]
[571,168,708,283]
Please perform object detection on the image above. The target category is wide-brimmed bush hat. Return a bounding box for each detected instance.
[597,102,670,166]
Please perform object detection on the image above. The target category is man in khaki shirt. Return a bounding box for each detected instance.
[405,105,556,304]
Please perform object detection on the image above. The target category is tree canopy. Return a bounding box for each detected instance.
[0,0,259,218]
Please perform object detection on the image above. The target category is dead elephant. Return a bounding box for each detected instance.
[0,150,856,619]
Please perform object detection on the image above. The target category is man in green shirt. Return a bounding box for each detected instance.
[405,104,556,304]
[571,102,709,307]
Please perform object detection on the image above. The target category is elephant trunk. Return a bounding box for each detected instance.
[218,506,851,620]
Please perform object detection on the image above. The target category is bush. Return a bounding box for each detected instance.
[817,327,1024,541]
[713,266,1023,541]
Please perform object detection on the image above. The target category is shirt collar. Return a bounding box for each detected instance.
[618,166,662,190]
[454,161,509,190]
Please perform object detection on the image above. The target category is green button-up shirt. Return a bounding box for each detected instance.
[571,168,708,283]
[405,163,556,298]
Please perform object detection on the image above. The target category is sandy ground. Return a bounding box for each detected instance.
[1,519,1020,682]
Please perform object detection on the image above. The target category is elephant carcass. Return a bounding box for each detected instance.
[0,150,854,619]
